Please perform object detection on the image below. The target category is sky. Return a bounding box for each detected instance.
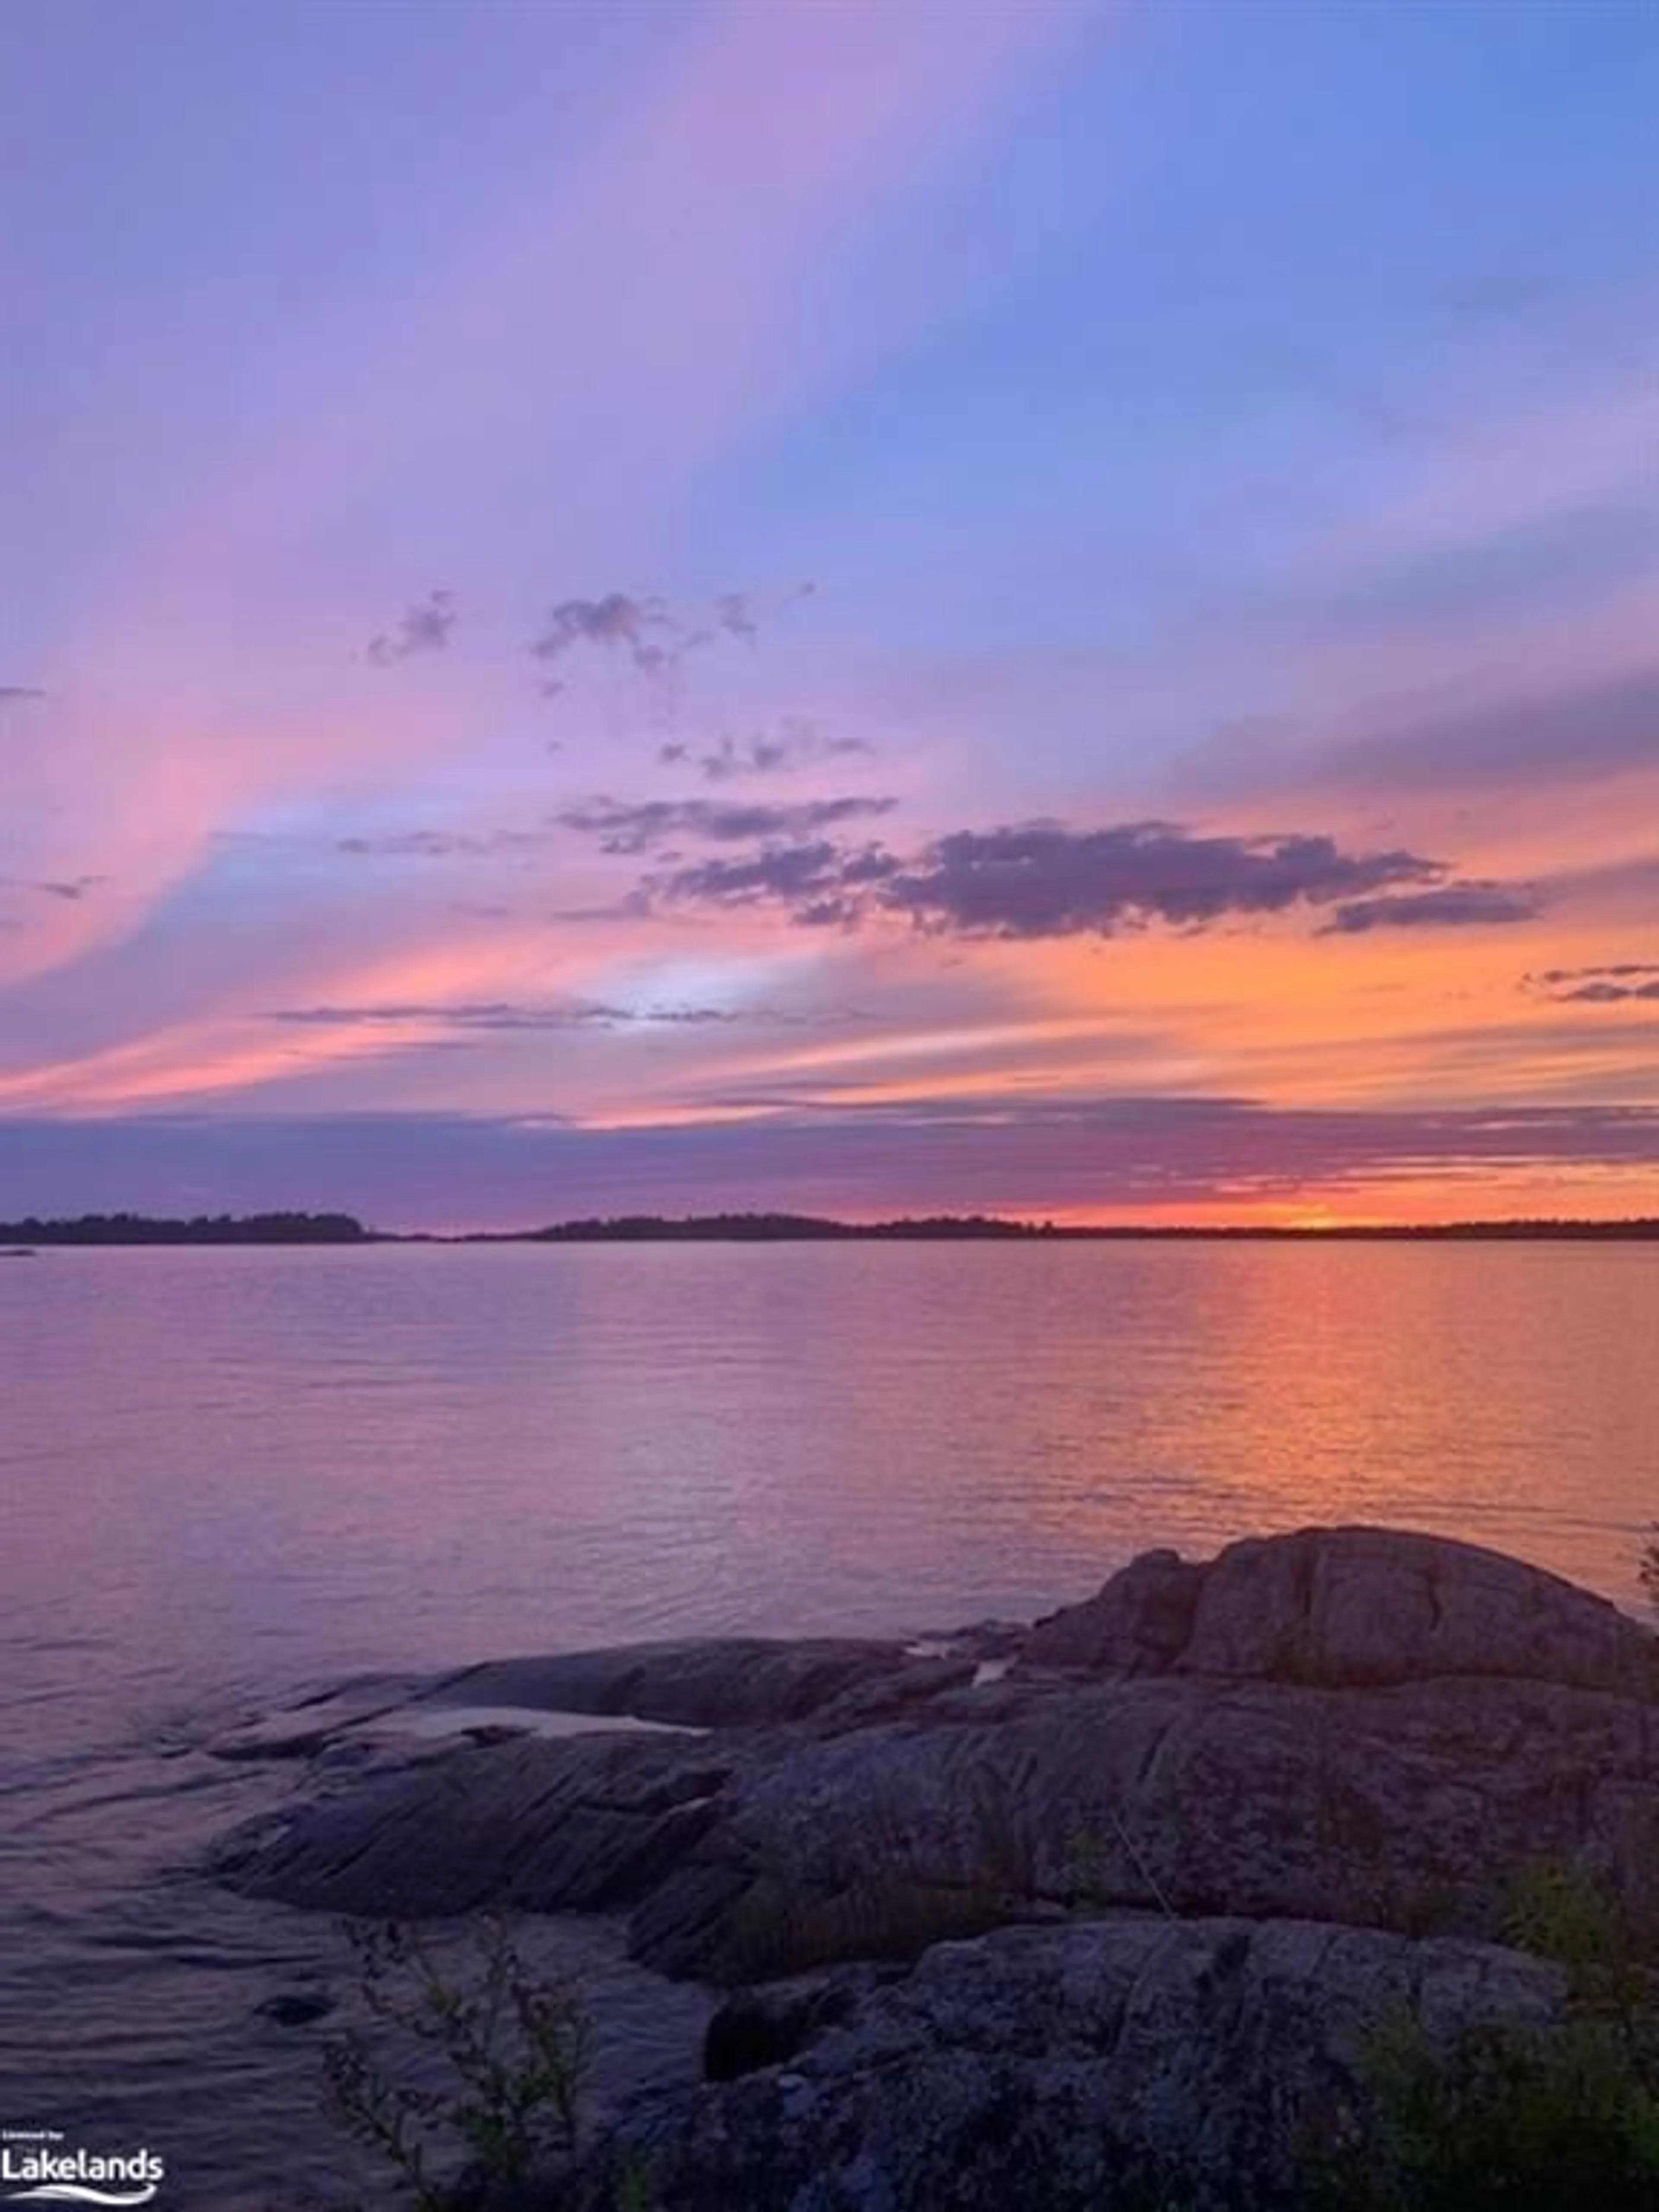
[2,0,1656,1229]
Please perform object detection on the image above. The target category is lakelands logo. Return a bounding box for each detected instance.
[0,2131,164,2207]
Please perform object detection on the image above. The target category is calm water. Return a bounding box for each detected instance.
[1,1241,1655,2204]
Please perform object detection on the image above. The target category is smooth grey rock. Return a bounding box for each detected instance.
[645,1669,1659,1982]
[209,1672,453,1760]
[218,1665,1659,1984]
[420,1640,968,1729]
[213,1730,738,1920]
[1029,1524,1658,1696]
[213,1528,1659,1985]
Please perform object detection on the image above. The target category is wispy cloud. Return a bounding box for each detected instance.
[1318,883,1541,936]
[1526,962,1659,1005]
[276,998,745,1032]
[1314,667,1659,803]
[335,827,550,860]
[555,791,896,855]
[366,589,459,665]
[658,718,871,781]
[529,582,815,695]
[1194,665,1659,819]
[270,995,860,1034]
[1334,381,1658,569]
[0,874,104,903]
[6,0,1075,988]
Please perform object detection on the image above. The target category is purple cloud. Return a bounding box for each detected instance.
[531,582,815,693]
[644,838,896,920]
[658,721,872,782]
[531,592,677,684]
[1526,962,1659,1005]
[1319,882,1541,935]
[556,793,896,855]
[366,589,458,664]
[647,819,1461,940]
[884,823,1445,938]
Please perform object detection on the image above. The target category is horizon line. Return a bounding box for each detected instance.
[4,1207,1658,1246]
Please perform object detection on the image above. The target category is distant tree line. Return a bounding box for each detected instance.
[485,1213,1659,1244]
[0,1212,370,1246]
[3,1209,1653,1249]
[509,1212,1040,1243]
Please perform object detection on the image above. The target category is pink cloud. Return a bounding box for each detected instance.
[11,0,1090,1004]
[74,0,1093,649]
[1329,381,1659,564]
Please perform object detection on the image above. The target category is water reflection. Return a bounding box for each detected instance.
[2,1241,1650,1722]
[1,1240,1653,2199]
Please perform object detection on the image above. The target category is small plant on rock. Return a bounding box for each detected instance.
[322,1913,591,2211]
[1317,2002,1659,2209]
[1507,1858,1624,1963]
[1316,1857,1659,2210]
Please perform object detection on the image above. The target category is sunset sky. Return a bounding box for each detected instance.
[3,0,1656,1227]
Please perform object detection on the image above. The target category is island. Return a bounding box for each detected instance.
[0,1211,372,1245]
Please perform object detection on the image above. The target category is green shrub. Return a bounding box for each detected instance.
[1317,2002,1659,2210]
[1317,1854,1659,2209]
[322,1914,592,2211]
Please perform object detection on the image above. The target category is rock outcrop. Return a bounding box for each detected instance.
[216,1526,1658,1981]
[207,1526,1659,2208]
[1027,1523,1659,1697]
[585,1917,1568,2211]
[419,1638,976,1730]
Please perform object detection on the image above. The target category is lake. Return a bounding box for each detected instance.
[1,1241,1653,2203]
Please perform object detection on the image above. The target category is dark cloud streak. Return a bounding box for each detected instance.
[1526,961,1659,1005]
[556,792,895,855]
[1318,882,1541,935]
[644,818,1497,941]
[0,873,104,902]
[883,823,1443,939]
